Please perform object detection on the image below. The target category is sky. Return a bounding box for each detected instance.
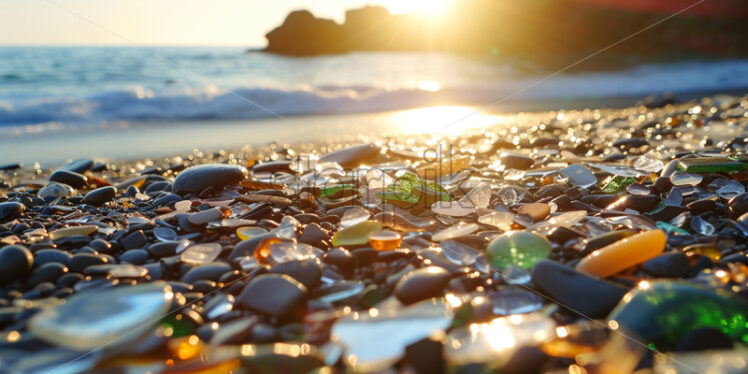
[0,0,420,47]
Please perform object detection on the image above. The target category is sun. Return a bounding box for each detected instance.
[385,0,453,18]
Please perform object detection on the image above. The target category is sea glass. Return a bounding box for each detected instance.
[626,183,650,196]
[28,283,173,350]
[477,211,514,231]
[236,226,268,241]
[677,157,748,173]
[559,164,597,188]
[180,243,222,265]
[440,240,481,266]
[445,312,555,365]
[601,176,636,194]
[368,230,402,251]
[497,186,525,206]
[372,211,438,232]
[683,243,721,261]
[487,231,551,269]
[670,173,703,187]
[340,206,371,228]
[656,221,689,235]
[331,220,383,247]
[608,281,748,349]
[430,201,475,217]
[331,298,452,372]
[576,229,666,277]
[490,286,544,315]
[717,180,745,200]
[634,154,665,173]
[431,222,478,242]
[588,163,647,177]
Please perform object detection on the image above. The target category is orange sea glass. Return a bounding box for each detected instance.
[369,230,402,251]
[576,229,666,278]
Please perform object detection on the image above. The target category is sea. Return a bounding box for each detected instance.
[1,46,748,164]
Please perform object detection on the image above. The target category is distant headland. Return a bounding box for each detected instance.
[263,0,748,70]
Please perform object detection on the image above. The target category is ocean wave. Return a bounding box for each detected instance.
[1,59,748,128]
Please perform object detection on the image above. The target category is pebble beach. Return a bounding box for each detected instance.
[1,92,748,373]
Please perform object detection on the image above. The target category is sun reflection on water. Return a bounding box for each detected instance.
[390,105,509,135]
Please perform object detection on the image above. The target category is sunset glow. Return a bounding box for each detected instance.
[384,0,453,17]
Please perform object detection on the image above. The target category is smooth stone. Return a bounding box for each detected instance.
[269,259,323,290]
[299,223,329,246]
[394,266,452,305]
[29,283,173,350]
[82,186,117,206]
[531,260,626,318]
[49,225,98,240]
[49,170,87,189]
[500,154,534,170]
[641,252,691,278]
[38,182,75,202]
[188,207,226,225]
[237,274,308,319]
[322,247,355,273]
[172,164,247,196]
[686,198,716,215]
[120,249,149,265]
[27,262,68,287]
[608,281,748,349]
[70,253,109,273]
[487,231,551,270]
[181,262,232,283]
[728,192,748,219]
[517,203,550,222]
[331,220,383,247]
[319,144,380,168]
[33,249,72,267]
[607,195,661,213]
[228,232,280,260]
[0,245,34,283]
[252,160,292,173]
[0,202,25,222]
[576,230,666,278]
[152,193,183,207]
[120,230,147,250]
[59,158,94,173]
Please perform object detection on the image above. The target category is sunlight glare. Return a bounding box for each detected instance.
[391,106,507,135]
[385,0,453,17]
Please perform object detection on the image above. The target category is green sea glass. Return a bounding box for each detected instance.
[376,172,449,207]
[656,221,688,235]
[601,176,636,194]
[677,157,748,173]
[609,281,748,349]
[320,184,355,198]
[487,231,551,270]
[331,220,383,247]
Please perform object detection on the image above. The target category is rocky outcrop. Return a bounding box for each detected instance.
[265,10,347,55]
[263,1,748,69]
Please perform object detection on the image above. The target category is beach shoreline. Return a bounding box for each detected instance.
[3,88,746,167]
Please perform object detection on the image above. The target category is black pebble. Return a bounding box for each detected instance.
[49,170,87,189]
[0,245,34,284]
